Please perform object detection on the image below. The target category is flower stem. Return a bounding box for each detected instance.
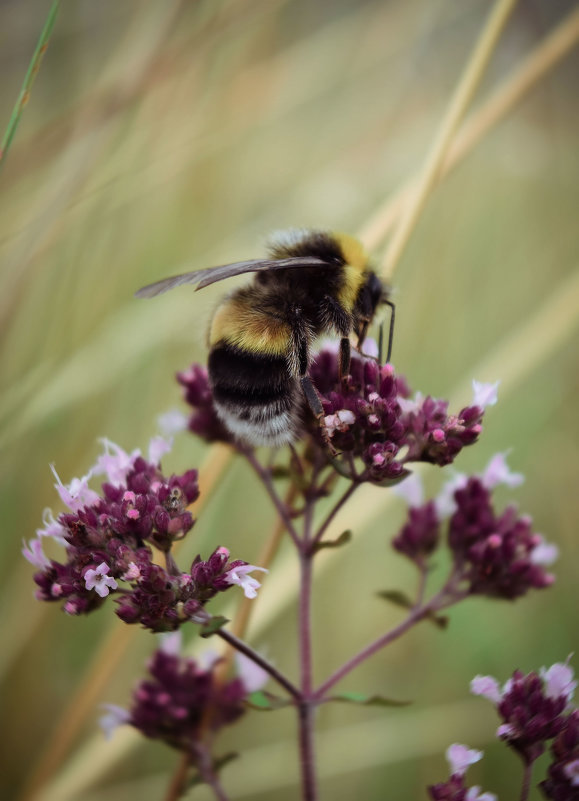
[242,446,301,547]
[164,753,190,801]
[519,760,533,801]
[311,480,360,549]
[215,627,300,700]
[297,487,318,800]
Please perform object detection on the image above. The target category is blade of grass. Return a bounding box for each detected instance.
[360,6,579,252]
[0,0,60,172]
[379,0,519,281]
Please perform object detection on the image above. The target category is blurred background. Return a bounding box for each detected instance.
[1,1,578,799]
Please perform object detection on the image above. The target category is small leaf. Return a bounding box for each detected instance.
[246,690,293,711]
[371,469,411,488]
[200,616,229,638]
[377,589,413,609]
[377,591,448,629]
[313,530,352,552]
[328,692,411,707]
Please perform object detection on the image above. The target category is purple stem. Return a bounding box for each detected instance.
[241,446,301,547]
[519,760,534,801]
[215,628,300,700]
[314,602,430,701]
[296,485,318,800]
[311,480,361,549]
[194,744,231,801]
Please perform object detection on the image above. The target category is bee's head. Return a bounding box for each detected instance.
[361,271,388,319]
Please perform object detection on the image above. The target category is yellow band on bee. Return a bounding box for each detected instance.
[210,298,291,355]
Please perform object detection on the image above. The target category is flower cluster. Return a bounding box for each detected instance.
[24,440,266,631]
[177,364,231,443]
[102,635,246,757]
[472,661,577,767]
[428,744,496,801]
[541,709,579,799]
[392,454,557,600]
[178,344,493,483]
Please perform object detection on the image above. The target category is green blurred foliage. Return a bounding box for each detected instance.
[1,1,577,799]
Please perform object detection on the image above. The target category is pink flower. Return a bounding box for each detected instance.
[50,465,99,512]
[100,703,130,740]
[148,435,172,465]
[482,452,524,490]
[224,564,268,599]
[84,562,118,598]
[445,743,483,776]
[22,538,50,569]
[36,508,67,544]
[470,675,502,704]
[94,439,140,486]
[324,409,356,437]
[471,380,499,409]
[541,659,577,704]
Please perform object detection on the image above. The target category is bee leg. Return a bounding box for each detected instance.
[338,337,351,385]
[356,319,369,351]
[300,375,338,457]
[383,299,396,364]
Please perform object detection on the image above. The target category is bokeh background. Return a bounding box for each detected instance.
[1,1,578,799]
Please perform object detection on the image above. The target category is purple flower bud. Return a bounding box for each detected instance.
[393,501,440,562]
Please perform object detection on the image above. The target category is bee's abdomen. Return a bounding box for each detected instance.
[208,344,300,447]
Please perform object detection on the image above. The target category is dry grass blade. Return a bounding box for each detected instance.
[360,5,579,252]
[379,0,519,280]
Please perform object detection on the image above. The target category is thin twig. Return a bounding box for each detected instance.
[0,0,60,171]
[215,628,300,700]
[242,447,302,547]
[311,480,361,549]
[217,484,298,680]
[379,0,519,280]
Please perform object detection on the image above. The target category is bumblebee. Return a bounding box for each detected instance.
[136,229,394,448]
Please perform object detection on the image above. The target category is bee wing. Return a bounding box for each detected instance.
[135,256,329,298]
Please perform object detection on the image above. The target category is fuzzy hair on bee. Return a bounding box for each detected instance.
[136,229,394,449]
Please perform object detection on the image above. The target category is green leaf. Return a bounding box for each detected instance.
[200,616,229,638]
[370,468,411,488]
[313,530,352,552]
[245,690,293,711]
[328,692,411,707]
[377,589,413,609]
[376,591,448,629]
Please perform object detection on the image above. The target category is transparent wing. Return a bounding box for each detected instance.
[135,256,329,298]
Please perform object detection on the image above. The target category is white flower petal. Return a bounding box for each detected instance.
[472,380,499,409]
[482,452,524,490]
[445,743,483,776]
[392,473,424,508]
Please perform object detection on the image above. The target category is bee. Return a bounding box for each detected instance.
[136,229,394,449]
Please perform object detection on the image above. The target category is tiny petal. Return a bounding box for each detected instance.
[541,660,577,703]
[497,723,516,738]
[235,651,269,692]
[472,380,499,409]
[122,562,141,581]
[530,537,559,566]
[225,564,268,599]
[148,435,173,465]
[159,630,182,656]
[361,337,379,359]
[471,675,502,704]
[100,703,130,740]
[392,473,424,508]
[564,759,579,786]
[435,473,467,518]
[94,439,140,486]
[397,391,424,414]
[157,408,188,435]
[36,508,67,544]
[22,538,51,569]
[466,788,497,801]
[84,562,118,598]
[482,452,524,490]
[446,743,483,776]
[51,464,99,511]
